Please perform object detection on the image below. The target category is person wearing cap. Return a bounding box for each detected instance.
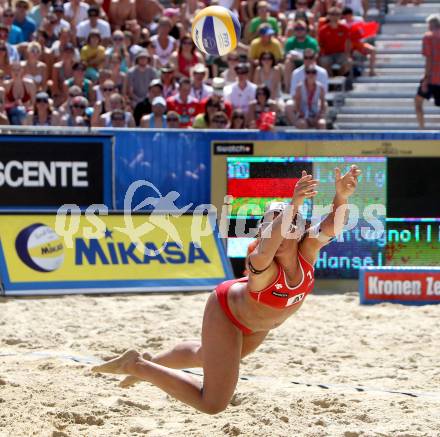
[199,77,233,118]
[166,76,202,128]
[224,63,257,113]
[24,91,61,126]
[127,50,158,106]
[51,3,71,36]
[249,23,283,63]
[140,95,167,128]
[246,1,279,43]
[108,0,136,30]
[169,34,204,79]
[80,29,106,81]
[63,0,89,27]
[189,63,213,101]
[133,78,163,125]
[2,7,24,45]
[13,0,36,42]
[160,63,178,98]
[76,5,111,45]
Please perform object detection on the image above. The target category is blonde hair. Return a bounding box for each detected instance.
[27,41,42,55]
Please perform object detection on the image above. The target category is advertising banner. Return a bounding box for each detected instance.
[0,135,113,209]
[0,212,233,295]
[359,267,440,305]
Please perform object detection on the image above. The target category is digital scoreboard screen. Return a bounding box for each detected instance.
[226,156,440,279]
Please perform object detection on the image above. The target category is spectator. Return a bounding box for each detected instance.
[106,30,130,73]
[22,42,48,92]
[170,34,204,79]
[341,0,368,17]
[164,7,185,40]
[224,63,257,113]
[399,0,422,4]
[40,14,60,48]
[51,28,80,62]
[91,79,116,126]
[140,96,167,128]
[253,51,282,100]
[127,50,158,106]
[247,84,279,128]
[76,5,111,45]
[29,0,51,28]
[415,14,440,129]
[124,30,143,64]
[230,108,246,129]
[246,1,279,43]
[249,24,283,64]
[190,63,213,101]
[51,4,70,35]
[0,40,11,78]
[192,96,223,128]
[144,38,161,69]
[34,30,54,69]
[160,63,178,98]
[58,84,81,115]
[341,7,376,76]
[221,52,240,85]
[200,77,233,118]
[63,0,89,27]
[284,19,319,87]
[318,6,351,76]
[51,43,75,106]
[136,0,163,31]
[4,61,36,125]
[100,92,135,127]
[0,93,9,125]
[0,24,19,62]
[150,17,177,67]
[92,69,112,101]
[2,7,24,45]
[80,29,106,81]
[108,53,128,95]
[166,76,201,127]
[24,91,61,126]
[61,95,90,126]
[165,110,180,128]
[13,0,36,42]
[108,0,136,30]
[293,66,327,129]
[290,48,329,94]
[286,0,315,36]
[64,61,93,103]
[133,78,163,125]
[209,110,230,129]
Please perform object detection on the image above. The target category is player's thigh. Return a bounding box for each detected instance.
[200,292,243,412]
[241,330,269,358]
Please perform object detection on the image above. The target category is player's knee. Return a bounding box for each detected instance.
[202,400,229,415]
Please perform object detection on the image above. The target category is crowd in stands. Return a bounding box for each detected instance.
[0,0,403,129]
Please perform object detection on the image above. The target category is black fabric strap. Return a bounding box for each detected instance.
[248,257,271,275]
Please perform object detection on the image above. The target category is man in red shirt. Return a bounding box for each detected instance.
[415,14,440,129]
[318,6,352,76]
[166,77,201,127]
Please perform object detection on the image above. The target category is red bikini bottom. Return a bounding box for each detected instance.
[215,279,253,336]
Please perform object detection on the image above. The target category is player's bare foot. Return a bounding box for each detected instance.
[119,352,152,388]
[92,349,139,375]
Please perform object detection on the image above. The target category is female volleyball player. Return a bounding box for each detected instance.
[92,165,361,414]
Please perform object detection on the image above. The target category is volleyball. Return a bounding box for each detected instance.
[15,223,64,273]
[191,6,241,56]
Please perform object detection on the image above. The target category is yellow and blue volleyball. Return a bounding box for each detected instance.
[191,6,241,56]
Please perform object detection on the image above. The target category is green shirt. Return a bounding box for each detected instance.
[249,17,279,35]
[284,35,319,54]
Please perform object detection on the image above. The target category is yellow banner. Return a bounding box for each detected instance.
[0,214,231,293]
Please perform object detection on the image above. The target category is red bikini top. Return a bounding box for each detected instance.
[248,252,315,309]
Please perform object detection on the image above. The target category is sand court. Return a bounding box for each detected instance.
[0,291,439,437]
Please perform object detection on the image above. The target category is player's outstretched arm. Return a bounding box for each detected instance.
[249,170,319,272]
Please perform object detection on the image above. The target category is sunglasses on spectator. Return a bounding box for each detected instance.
[262,56,272,60]
[213,118,228,124]
[228,56,239,61]
[112,116,125,121]
[306,70,317,75]
[294,26,306,31]
[304,55,315,60]
[3,13,14,17]
[233,115,245,119]
[73,104,86,109]
[88,12,98,17]
[329,12,341,16]
[103,87,114,92]
[113,36,123,41]
[36,98,48,103]
[237,70,248,75]
[182,40,193,45]
[0,47,6,51]
[167,116,179,122]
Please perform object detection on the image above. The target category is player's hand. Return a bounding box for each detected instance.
[292,170,319,205]
[335,165,361,199]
